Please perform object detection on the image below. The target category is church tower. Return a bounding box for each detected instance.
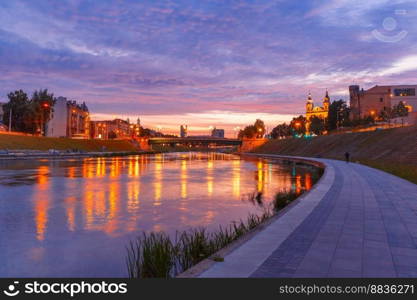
[306,92,314,112]
[323,89,330,111]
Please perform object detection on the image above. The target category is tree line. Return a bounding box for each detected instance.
[239,99,409,139]
[2,89,55,135]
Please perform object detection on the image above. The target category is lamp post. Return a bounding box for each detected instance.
[8,107,12,132]
[41,102,50,136]
[294,122,301,137]
[258,127,263,138]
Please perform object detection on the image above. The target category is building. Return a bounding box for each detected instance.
[305,90,330,133]
[90,118,132,139]
[46,97,90,138]
[349,85,417,123]
[211,127,225,138]
[180,125,188,138]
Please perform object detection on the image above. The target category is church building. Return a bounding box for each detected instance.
[305,90,330,134]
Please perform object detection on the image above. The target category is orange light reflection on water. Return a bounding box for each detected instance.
[29,154,316,242]
[34,165,50,241]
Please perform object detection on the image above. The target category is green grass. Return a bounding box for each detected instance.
[0,133,138,152]
[360,160,417,185]
[253,125,417,184]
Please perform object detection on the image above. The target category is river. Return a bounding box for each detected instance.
[0,152,319,277]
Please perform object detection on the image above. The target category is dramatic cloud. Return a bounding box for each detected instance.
[0,0,416,135]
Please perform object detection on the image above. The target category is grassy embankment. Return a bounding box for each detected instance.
[0,133,138,152]
[253,125,417,184]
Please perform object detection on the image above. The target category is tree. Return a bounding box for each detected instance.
[238,119,266,139]
[290,115,306,136]
[30,89,55,135]
[309,116,325,135]
[254,119,266,138]
[392,101,409,118]
[270,123,291,139]
[327,99,350,131]
[238,125,256,139]
[378,107,393,123]
[2,90,30,132]
[3,89,55,134]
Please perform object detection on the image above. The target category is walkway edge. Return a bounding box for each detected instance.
[178,154,334,278]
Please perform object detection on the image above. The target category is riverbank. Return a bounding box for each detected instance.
[253,125,417,184]
[0,149,157,160]
[0,133,138,152]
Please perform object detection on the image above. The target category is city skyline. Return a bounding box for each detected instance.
[1,0,417,135]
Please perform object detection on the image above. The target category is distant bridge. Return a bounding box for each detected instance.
[148,137,242,147]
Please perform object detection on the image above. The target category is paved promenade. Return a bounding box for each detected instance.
[200,156,417,278]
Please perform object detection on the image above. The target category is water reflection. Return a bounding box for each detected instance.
[0,153,320,277]
[232,159,240,198]
[34,166,50,241]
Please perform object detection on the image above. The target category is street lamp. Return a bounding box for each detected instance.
[41,102,50,136]
[258,127,263,138]
[8,107,12,132]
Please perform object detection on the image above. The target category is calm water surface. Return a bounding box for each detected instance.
[0,152,318,277]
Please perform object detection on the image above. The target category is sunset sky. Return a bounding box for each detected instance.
[1,0,417,136]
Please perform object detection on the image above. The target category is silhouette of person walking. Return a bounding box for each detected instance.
[344,152,350,163]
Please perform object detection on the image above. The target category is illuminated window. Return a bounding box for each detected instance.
[394,88,416,97]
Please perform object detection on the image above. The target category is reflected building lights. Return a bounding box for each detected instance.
[232,159,241,198]
[25,153,318,244]
[181,159,188,199]
[154,155,163,205]
[295,174,302,194]
[104,182,120,235]
[207,160,213,196]
[127,181,140,213]
[257,161,264,193]
[34,165,50,241]
[96,157,106,177]
[65,196,76,231]
[126,180,141,232]
[67,166,76,178]
[110,157,121,178]
[305,173,312,191]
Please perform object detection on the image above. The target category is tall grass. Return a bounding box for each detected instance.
[272,190,300,211]
[127,232,176,278]
[126,210,272,278]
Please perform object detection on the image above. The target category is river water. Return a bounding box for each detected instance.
[0,152,319,277]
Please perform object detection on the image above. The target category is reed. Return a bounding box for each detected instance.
[126,210,272,278]
[126,232,176,278]
[272,190,301,212]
